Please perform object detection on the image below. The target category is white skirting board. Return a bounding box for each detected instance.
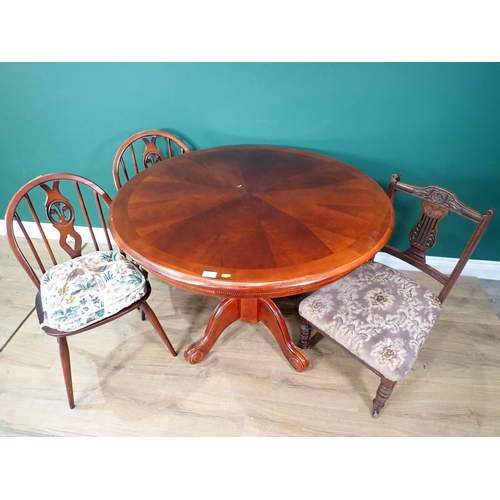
[1,219,499,281]
[373,253,500,281]
[0,220,117,251]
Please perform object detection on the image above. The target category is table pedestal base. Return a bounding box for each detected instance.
[184,297,309,372]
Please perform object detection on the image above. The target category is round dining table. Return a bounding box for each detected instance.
[108,145,394,372]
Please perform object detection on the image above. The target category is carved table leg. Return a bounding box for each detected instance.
[184,297,309,372]
[184,298,240,364]
[258,298,309,372]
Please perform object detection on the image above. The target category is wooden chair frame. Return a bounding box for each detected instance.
[5,173,177,409]
[112,129,190,189]
[300,173,495,417]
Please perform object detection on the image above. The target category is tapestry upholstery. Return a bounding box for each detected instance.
[40,250,146,332]
[299,261,442,381]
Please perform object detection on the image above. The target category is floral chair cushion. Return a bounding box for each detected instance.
[40,250,147,332]
[299,261,442,381]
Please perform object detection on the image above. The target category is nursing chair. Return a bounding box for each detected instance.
[298,173,494,418]
[5,173,177,409]
[112,129,190,189]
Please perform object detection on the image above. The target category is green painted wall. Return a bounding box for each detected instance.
[1,63,499,260]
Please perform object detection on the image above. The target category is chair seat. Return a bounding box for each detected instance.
[40,250,147,332]
[299,261,442,381]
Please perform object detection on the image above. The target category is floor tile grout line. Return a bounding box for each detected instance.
[0,307,35,353]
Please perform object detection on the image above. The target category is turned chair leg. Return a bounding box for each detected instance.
[58,336,75,409]
[140,301,177,357]
[300,316,312,349]
[372,377,397,418]
[138,268,149,321]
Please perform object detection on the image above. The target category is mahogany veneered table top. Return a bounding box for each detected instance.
[109,145,395,371]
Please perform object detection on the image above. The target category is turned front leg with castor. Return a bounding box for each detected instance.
[372,377,397,418]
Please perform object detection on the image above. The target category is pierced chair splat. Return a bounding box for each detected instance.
[112,129,190,190]
[298,173,495,418]
[5,173,177,409]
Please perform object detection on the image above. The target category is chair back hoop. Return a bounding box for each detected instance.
[112,129,191,189]
[384,173,495,303]
[5,173,114,290]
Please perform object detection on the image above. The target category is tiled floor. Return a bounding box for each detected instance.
[479,279,500,320]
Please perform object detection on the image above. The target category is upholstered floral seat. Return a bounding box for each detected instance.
[299,260,442,382]
[40,250,147,332]
[298,174,494,418]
